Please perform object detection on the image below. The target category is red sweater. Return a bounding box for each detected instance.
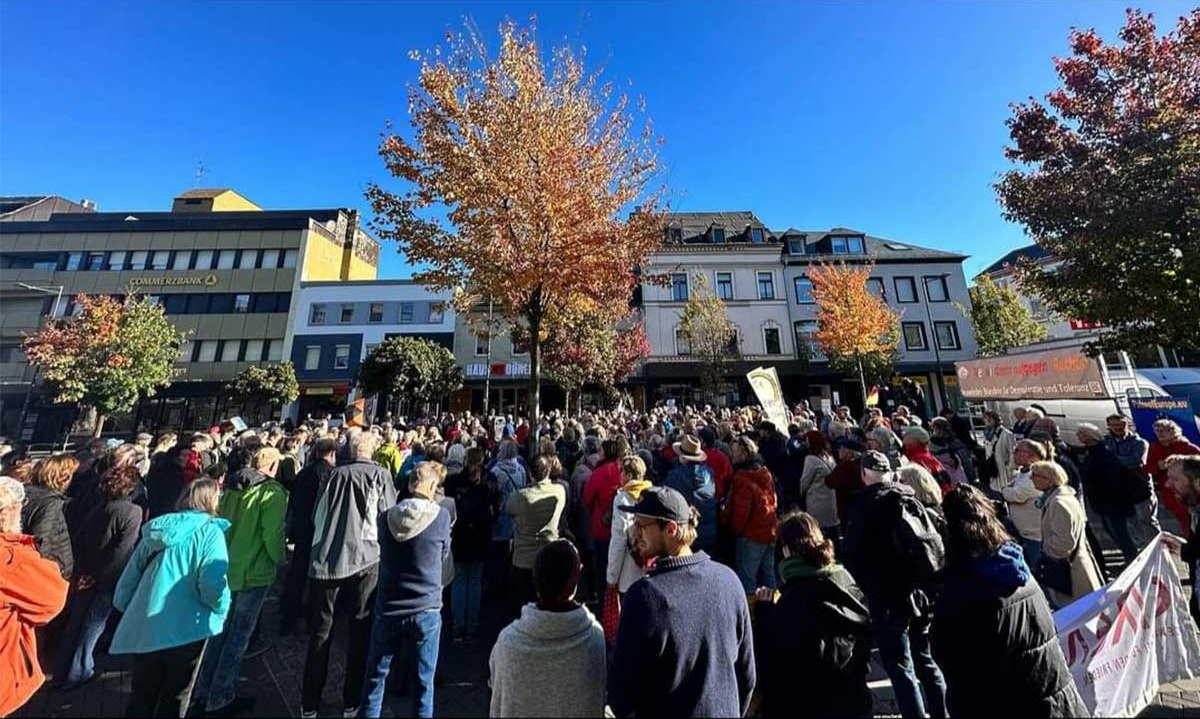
[1148,439,1200,487]
[724,464,778,544]
[582,461,623,541]
[705,448,733,501]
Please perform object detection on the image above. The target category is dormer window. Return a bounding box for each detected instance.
[787,238,805,255]
[712,228,726,244]
[831,237,847,254]
[669,227,683,242]
[831,236,865,254]
[751,228,764,243]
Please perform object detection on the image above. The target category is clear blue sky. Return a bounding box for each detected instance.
[0,1,1184,279]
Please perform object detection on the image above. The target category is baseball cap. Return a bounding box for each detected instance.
[618,486,691,523]
[862,450,892,473]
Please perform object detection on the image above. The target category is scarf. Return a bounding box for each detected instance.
[621,479,653,501]
[1035,484,1060,511]
[778,555,838,583]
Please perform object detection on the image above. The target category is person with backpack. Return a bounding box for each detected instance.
[607,455,654,596]
[753,511,872,718]
[663,435,718,555]
[846,450,947,719]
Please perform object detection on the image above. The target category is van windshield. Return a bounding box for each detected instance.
[1161,384,1200,414]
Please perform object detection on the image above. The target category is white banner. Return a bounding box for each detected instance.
[1053,533,1200,717]
[746,366,788,433]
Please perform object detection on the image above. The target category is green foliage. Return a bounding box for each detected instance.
[958,275,1048,356]
[357,336,464,406]
[678,274,739,404]
[226,362,300,408]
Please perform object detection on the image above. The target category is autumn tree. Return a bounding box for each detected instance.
[958,275,1047,356]
[368,20,664,436]
[534,307,650,411]
[996,9,1200,355]
[22,294,186,437]
[357,336,464,412]
[678,273,740,406]
[226,362,300,423]
[809,263,901,405]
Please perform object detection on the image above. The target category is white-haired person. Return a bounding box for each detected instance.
[1148,418,1199,538]
[1001,439,1050,569]
[1031,461,1104,608]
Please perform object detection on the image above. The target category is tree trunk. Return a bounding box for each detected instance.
[527,304,543,454]
[857,358,868,410]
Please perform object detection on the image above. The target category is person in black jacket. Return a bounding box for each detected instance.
[1077,424,1139,564]
[753,511,871,718]
[933,485,1087,717]
[52,464,144,689]
[22,452,78,579]
[279,438,336,636]
[143,445,190,520]
[444,447,494,641]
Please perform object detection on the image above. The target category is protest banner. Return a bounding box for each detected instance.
[1130,397,1200,446]
[955,347,1106,400]
[1054,534,1200,717]
[746,366,788,432]
[493,416,506,443]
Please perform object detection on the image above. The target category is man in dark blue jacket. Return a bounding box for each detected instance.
[359,461,452,719]
[608,487,755,718]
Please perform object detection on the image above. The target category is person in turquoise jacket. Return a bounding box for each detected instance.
[111,478,230,719]
[194,446,287,717]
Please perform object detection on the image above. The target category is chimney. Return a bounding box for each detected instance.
[80,198,97,211]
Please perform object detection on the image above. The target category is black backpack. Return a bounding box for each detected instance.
[889,491,946,582]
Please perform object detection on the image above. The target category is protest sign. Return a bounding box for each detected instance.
[1130,397,1200,446]
[493,417,506,443]
[746,366,788,432]
[1054,534,1200,717]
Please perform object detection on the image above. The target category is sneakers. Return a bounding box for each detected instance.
[342,707,360,718]
[300,711,317,719]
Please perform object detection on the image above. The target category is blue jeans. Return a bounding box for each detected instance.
[734,537,776,593]
[194,585,269,712]
[55,587,113,686]
[873,614,947,719]
[452,561,483,634]
[1099,512,1139,564]
[360,609,442,718]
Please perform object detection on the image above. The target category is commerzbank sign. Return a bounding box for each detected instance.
[128,274,219,288]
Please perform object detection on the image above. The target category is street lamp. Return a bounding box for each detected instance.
[13,282,64,441]
[921,273,952,411]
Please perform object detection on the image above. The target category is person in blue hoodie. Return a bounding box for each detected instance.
[932,484,1087,718]
[110,478,231,719]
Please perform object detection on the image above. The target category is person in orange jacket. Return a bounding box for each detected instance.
[0,475,69,717]
[724,437,779,594]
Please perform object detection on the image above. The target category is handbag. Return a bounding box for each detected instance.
[602,586,621,645]
[1035,540,1080,595]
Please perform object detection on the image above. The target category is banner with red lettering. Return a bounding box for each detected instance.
[954,347,1106,400]
[1054,534,1200,717]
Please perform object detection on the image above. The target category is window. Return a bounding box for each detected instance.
[1028,298,1044,317]
[675,329,691,356]
[220,340,241,362]
[304,346,321,370]
[794,320,819,355]
[924,276,949,302]
[105,251,127,270]
[150,251,170,270]
[143,295,161,307]
[237,250,258,269]
[266,340,283,362]
[233,294,251,313]
[764,326,782,355]
[934,321,961,350]
[197,340,219,362]
[725,330,740,356]
[170,251,191,270]
[867,278,886,299]
[310,304,327,324]
[847,237,864,253]
[512,333,528,355]
[85,252,106,270]
[475,332,489,356]
[715,272,734,300]
[66,252,84,271]
[185,294,209,314]
[368,302,384,323]
[244,339,264,362]
[399,302,414,323]
[282,249,299,269]
[757,271,776,300]
[340,304,354,323]
[365,343,379,358]
[251,293,285,313]
[429,303,445,323]
[177,341,193,363]
[334,345,351,369]
[902,322,928,351]
[260,249,280,269]
[787,238,805,255]
[163,295,188,314]
[894,277,918,303]
[208,294,234,314]
[671,273,689,302]
[751,228,764,243]
[216,250,237,269]
[794,276,814,304]
[129,250,149,270]
[712,228,726,244]
[831,237,847,254]
[194,250,214,270]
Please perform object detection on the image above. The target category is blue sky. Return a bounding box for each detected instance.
[0,1,1184,279]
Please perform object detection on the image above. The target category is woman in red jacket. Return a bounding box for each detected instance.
[0,476,70,717]
[724,436,779,593]
[1149,419,1200,538]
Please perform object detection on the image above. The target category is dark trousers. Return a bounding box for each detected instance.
[125,640,206,719]
[280,542,312,629]
[301,566,379,713]
[508,565,535,620]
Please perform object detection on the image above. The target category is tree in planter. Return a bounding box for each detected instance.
[225,362,300,424]
[357,336,464,413]
[367,18,664,436]
[22,294,186,437]
[678,274,740,406]
[809,263,901,406]
[996,9,1200,355]
[958,274,1047,356]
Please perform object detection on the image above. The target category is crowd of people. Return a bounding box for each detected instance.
[1,396,1199,719]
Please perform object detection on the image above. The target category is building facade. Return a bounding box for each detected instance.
[290,280,456,420]
[0,189,379,442]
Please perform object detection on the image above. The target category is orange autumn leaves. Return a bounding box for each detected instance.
[809,263,900,362]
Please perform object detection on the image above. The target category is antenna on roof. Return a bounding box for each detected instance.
[194,160,206,187]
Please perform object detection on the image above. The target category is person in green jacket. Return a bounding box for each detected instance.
[193,446,287,717]
[374,429,404,482]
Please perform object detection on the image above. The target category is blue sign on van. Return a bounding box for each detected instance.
[1130,397,1200,446]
